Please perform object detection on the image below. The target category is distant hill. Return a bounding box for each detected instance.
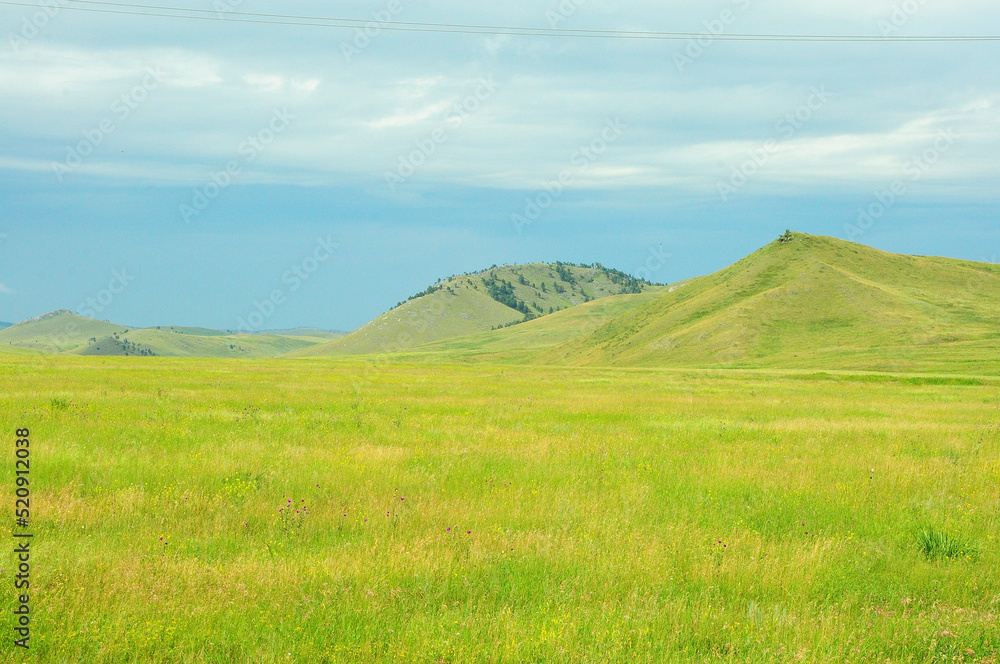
[0,311,326,358]
[293,262,659,356]
[74,328,317,358]
[540,233,1000,374]
[0,310,127,352]
[0,322,11,330]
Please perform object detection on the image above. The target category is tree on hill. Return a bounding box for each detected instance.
[482,275,530,314]
[554,262,576,285]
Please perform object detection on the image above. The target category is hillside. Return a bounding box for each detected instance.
[294,262,658,356]
[0,311,326,358]
[0,310,127,352]
[541,233,1000,373]
[395,289,666,363]
[74,328,317,358]
[257,327,345,339]
[0,321,11,330]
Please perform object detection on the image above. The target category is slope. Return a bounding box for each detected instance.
[542,233,1000,373]
[294,262,657,356]
[0,310,128,352]
[395,289,666,363]
[73,328,319,358]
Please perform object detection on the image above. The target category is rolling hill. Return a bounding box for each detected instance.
[392,289,667,363]
[0,310,128,352]
[74,328,319,358]
[294,262,659,356]
[539,232,1000,373]
[0,310,326,358]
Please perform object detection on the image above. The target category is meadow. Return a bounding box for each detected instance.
[1,354,997,662]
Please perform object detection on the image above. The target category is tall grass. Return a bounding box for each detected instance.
[916,527,980,561]
[0,355,997,663]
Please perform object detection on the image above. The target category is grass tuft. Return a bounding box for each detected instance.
[916,526,979,561]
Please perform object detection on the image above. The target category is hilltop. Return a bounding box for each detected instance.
[0,310,128,352]
[293,262,659,356]
[540,233,1000,373]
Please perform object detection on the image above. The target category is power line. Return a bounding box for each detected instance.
[2,0,999,42]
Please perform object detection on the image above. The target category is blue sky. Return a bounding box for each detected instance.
[1,1,998,330]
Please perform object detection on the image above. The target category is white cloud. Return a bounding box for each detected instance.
[0,4,997,199]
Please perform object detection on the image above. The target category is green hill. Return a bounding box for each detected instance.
[541,233,1000,374]
[0,311,326,358]
[394,289,666,363]
[75,328,317,358]
[292,262,658,356]
[0,310,127,352]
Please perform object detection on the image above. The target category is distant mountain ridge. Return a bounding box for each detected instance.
[0,261,658,358]
[0,311,320,358]
[4,237,997,373]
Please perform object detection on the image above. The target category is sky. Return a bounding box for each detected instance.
[1,0,998,331]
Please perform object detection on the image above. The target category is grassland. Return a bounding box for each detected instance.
[1,354,997,663]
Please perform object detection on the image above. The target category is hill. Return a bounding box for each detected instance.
[0,310,127,352]
[0,311,326,358]
[292,262,658,356]
[541,233,1000,373]
[74,328,317,358]
[394,289,666,363]
[0,321,11,330]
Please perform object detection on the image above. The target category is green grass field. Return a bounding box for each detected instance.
[2,354,997,662]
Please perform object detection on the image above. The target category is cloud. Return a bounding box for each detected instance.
[0,283,13,295]
[0,2,997,201]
